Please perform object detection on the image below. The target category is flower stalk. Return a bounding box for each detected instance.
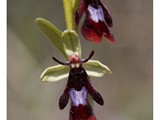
[63,0,77,31]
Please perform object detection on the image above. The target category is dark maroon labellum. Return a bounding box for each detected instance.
[52,50,104,120]
[75,0,115,44]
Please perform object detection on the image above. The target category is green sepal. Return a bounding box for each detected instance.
[62,29,81,58]
[40,65,70,82]
[84,60,112,77]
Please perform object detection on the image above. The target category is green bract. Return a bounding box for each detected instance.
[35,18,65,57]
[35,18,81,59]
[41,60,111,82]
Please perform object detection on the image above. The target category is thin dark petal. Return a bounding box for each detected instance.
[75,0,87,25]
[59,86,70,110]
[90,91,104,105]
[99,0,113,27]
[59,93,69,110]
[85,80,104,105]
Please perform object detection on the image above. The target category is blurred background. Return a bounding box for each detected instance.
[7,0,152,120]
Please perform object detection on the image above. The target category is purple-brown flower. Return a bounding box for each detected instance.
[75,0,115,44]
[52,51,104,120]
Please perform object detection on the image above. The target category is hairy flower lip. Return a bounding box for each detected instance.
[75,0,115,44]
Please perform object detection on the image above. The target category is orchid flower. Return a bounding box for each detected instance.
[35,0,114,119]
[52,51,104,120]
[75,0,115,44]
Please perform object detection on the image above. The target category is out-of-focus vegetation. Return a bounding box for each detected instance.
[7,0,152,120]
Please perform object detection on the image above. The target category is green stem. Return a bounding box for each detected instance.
[72,0,80,14]
[63,0,77,31]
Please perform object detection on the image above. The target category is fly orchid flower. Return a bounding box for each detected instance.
[36,1,113,119]
[75,0,115,44]
[52,50,104,120]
